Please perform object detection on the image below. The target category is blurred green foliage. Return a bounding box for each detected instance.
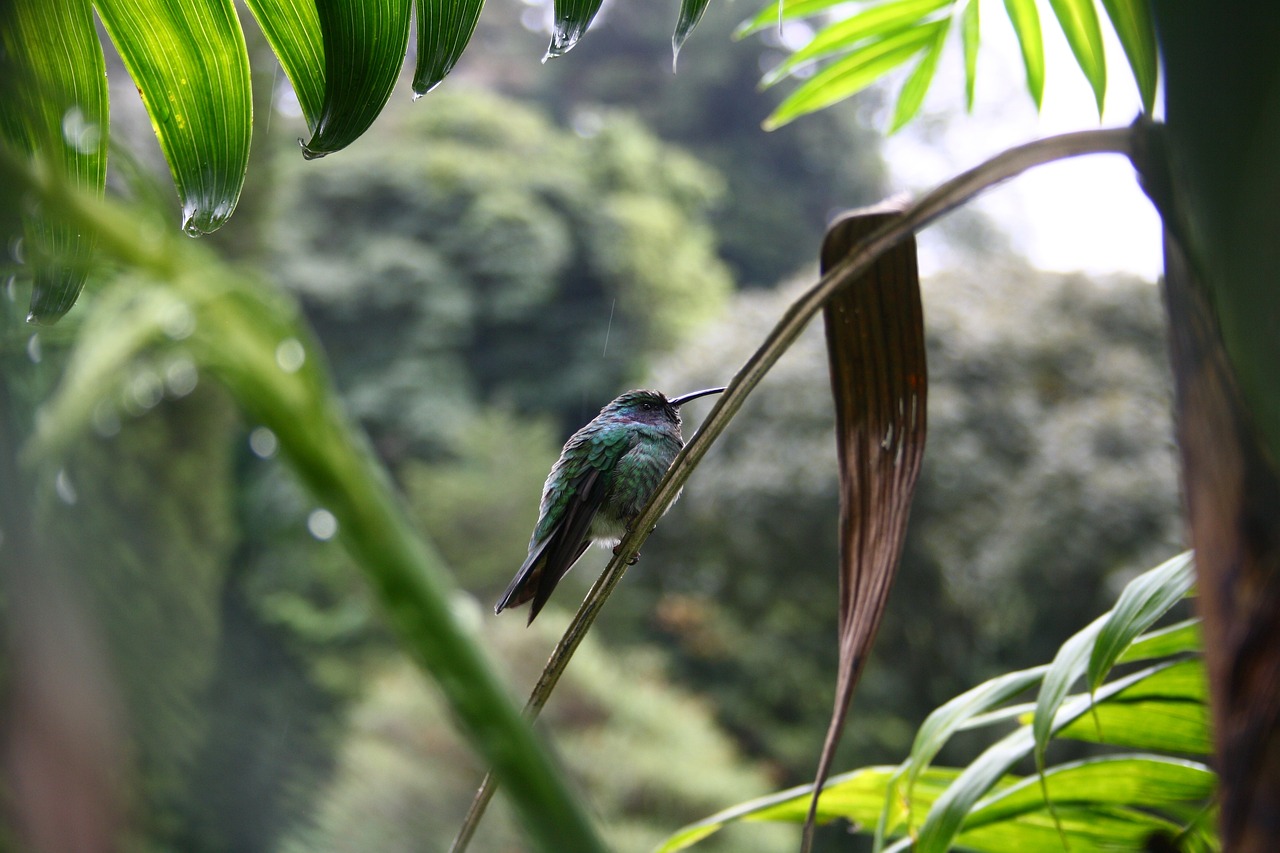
[621,261,1181,786]
[267,90,732,450]
[282,616,793,853]
[491,0,890,286]
[37,383,239,850]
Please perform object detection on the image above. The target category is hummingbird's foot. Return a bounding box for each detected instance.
[627,553,640,566]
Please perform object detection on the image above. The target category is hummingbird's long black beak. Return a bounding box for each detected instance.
[668,386,726,407]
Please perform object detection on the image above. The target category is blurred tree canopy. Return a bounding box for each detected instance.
[267,89,732,456]
[606,261,1184,781]
[464,0,888,287]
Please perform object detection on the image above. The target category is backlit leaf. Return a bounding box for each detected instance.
[891,16,951,131]
[915,661,1178,853]
[1099,0,1157,114]
[762,0,951,86]
[764,21,943,129]
[1088,551,1195,692]
[1047,0,1106,114]
[413,0,484,95]
[1119,619,1202,664]
[242,0,325,131]
[961,0,980,111]
[95,0,251,236]
[0,0,107,322]
[302,0,412,158]
[1002,0,1044,108]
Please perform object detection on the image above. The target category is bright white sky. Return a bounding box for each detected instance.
[878,1,1163,280]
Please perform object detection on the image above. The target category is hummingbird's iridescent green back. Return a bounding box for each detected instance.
[496,387,721,622]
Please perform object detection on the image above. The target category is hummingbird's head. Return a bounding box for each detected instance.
[604,387,725,428]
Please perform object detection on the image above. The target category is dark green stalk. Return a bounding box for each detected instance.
[3,146,608,853]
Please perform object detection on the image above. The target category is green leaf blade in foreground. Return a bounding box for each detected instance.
[1119,618,1201,664]
[1002,0,1044,108]
[765,20,944,130]
[1031,613,1105,770]
[891,16,951,132]
[762,0,951,86]
[915,661,1177,853]
[414,0,484,96]
[303,0,411,158]
[968,755,1215,827]
[901,665,1049,799]
[243,0,326,132]
[1056,659,1211,755]
[656,766,961,852]
[875,664,1046,850]
[95,0,251,236]
[961,0,979,110]
[1047,0,1106,114]
[1089,551,1195,692]
[1099,0,1157,114]
[545,0,606,59]
[1034,551,1194,772]
[0,0,108,322]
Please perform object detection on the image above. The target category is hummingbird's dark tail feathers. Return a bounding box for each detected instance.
[494,538,592,625]
[496,465,604,624]
[494,540,550,616]
[526,539,590,624]
[668,386,726,408]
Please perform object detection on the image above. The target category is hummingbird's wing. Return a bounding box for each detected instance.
[494,466,606,624]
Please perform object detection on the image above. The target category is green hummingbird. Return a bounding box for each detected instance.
[495,386,725,624]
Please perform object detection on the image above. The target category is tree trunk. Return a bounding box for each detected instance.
[1153,5,1280,849]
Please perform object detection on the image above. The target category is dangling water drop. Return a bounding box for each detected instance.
[543,0,605,61]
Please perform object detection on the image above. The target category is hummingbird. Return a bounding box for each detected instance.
[494,386,726,624]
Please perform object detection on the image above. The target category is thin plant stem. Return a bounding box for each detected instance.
[450,124,1140,853]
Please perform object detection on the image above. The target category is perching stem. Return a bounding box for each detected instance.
[448,123,1141,853]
